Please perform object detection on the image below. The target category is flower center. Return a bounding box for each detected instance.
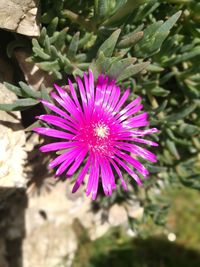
[78,121,113,156]
[94,123,109,138]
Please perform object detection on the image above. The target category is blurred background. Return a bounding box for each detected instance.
[0,0,200,266]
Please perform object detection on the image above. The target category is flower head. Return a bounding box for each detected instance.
[33,70,158,199]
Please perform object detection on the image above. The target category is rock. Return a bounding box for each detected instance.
[108,204,128,226]
[0,83,27,189]
[126,204,144,220]
[14,49,53,91]
[23,222,78,267]
[0,0,40,36]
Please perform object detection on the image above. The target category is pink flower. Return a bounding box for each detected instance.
[33,70,158,199]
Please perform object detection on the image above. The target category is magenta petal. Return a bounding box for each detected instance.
[117,104,143,122]
[66,149,87,176]
[55,154,76,176]
[68,79,83,112]
[72,156,91,193]
[115,142,157,163]
[106,85,120,111]
[51,91,81,120]
[115,96,141,119]
[88,69,94,91]
[33,127,74,140]
[37,114,77,134]
[102,80,114,109]
[86,156,96,197]
[124,112,149,128]
[110,159,127,190]
[114,157,142,185]
[76,76,87,107]
[41,100,74,123]
[91,162,100,200]
[40,141,76,152]
[53,84,78,114]
[113,88,130,113]
[48,150,73,169]
[131,128,158,136]
[85,155,100,200]
[34,69,158,199]
[131,137,159,146]
[116,150,149,177]
[100,158,113,196]
[95,75,108,107]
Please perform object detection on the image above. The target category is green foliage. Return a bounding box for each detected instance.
[0,82,50,111]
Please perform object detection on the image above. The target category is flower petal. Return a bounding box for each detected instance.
[113,88,130,113]
[114,156,142,185]
[37,114,77,134]
[115,142,157,163]
[116,150,149,177]
[110,159,127,190]
[33,127,74,140]
[66,149,87,176]
[86,155,100,199]
[39,141,77,152]
[72,156,92,193]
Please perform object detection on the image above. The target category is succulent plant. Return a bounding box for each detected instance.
[1,0,200,226]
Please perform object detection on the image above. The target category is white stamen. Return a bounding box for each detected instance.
[94,123,109,138]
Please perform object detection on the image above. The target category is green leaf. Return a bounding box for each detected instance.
[50,45,61,59]
[97,29,121,57]
[151,11,182,52]
[54,28,68,50]
[67,32,80,60]
[7,39,28,58]
[32,38,41,50]
[147,165,167,173]
[149,86,170,97]
[19,82,41,99]
[169,46,200,65]
[0,98,39,111]
[32,47,51,60]
[4,82,24,97]
[166,103,197,121]
[178,123,200,136]
[117,61,149,82]
[41,85,51,102]
[117,31,144,48]
[41,85,52,113]
[44,35,51,54]
[90,51,113,79]
[37,60,60,72]
[107,57,137,79]
[135,11,182,57]
[94,0,108,21]
[38,27,47,46]
[154,100,168,114]
[25,120,42,132]
[134,21,163,57]
[47,17,59,35]
[180,174,200,190]
[133,0,160,22]
[78,32,93,49]
[147,64,164,72]
[166,139,180,160]
[104,0,147,25]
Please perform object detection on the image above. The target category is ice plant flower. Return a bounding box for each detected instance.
[33,70,158,199]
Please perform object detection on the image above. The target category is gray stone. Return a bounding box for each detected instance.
[0,0,40,36]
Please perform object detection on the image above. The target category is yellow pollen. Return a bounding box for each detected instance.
[95,124,109,138]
